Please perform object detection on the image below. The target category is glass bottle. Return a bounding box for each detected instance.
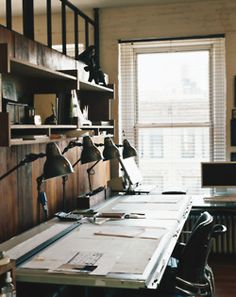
[1,272,16,297]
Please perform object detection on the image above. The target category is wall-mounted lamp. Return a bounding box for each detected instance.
[0,142,74,223]
[103,137,120,160]
[61,135,103,201]
[103,137,137,159]
[122,139,137,159]
[80,136,103,193]
[37,143,74,219]
[61,136,137,203]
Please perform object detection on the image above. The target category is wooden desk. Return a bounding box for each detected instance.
[192,195,236,211]
[0,195,192,290]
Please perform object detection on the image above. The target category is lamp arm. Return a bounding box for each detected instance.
[95,143,122,147]
[72,158,81,168]
[37,174,44,192]
[0,153,46,181]
[62,141,83,154]
[87,160,101,192]
[87,160,101,175]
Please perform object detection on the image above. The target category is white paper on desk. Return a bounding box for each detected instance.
[110,204,182,220]
[22,227,163,276]
[121,195,183,204]
[105,218,175,231]
[112,202,181,211]
[93,225,166,239]
[109,238,159,274]
[6,223,73,260]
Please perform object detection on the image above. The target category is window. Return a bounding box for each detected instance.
[119,37,226,195]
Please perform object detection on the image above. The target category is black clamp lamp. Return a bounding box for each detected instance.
[0,142,74,222]
[37,142,74,219]
[61,135,103,202]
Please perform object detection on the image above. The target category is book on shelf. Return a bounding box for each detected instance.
[21,135,49,140]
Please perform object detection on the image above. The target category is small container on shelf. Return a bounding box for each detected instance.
[1,272,16,297]
[0,253,10,267]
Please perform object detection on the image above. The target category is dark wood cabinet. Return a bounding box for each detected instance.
[0,28,114,147]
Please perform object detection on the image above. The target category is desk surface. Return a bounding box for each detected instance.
[192,195,236,211]
[0,194,191,290]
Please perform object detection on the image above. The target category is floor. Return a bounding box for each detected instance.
[210,255,236,297]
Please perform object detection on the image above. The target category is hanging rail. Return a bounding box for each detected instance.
[4,0,99,64]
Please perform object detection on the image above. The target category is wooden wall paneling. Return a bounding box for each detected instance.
[16,145,35,233]
[78,162,90,195]
[0,147,18,243]
[0,113,10,146]
[31,143,46,224]
[44,176,62,219]
[59,140,79,211]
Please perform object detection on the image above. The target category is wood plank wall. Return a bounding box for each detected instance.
[0,26,110,243]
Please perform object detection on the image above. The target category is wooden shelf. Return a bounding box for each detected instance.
[60,69,113,92]
[10,136,77,146]
[10,58,77,81]
[0,43,115,147]
[11,124,77,129]
[81,125,114,136]
[79,80,114,92]
[0,112,80,147]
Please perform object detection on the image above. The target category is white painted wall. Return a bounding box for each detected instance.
[98,0,236,156]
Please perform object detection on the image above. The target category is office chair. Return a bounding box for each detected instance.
[162,191,186,195]
[159,211,226,297]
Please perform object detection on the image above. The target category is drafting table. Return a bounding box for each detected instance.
[0,194,192,290]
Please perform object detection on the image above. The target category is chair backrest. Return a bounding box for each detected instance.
[162,191,186,195]
[177,211,214,283]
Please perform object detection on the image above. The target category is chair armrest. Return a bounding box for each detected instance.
[212,224,227,238]
[176,276,209,296]
[172,242,185,259]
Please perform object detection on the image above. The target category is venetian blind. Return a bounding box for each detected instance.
[118,37,226,195]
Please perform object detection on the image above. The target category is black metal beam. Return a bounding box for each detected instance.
[59,0,95,25]
[47,0,52,48]
[74,11,79,60]
[85,20,89,50]
[6,0,12,30]
[61,0,66,55]
[22,0,34,40]
[94,8,100,67]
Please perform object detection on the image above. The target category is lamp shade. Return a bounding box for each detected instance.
[43,143,74,180]
[80,136,102,164]
[103,137,120,160]
[122,139,137,159]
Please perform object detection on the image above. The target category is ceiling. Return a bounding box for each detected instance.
[4,0,208,15]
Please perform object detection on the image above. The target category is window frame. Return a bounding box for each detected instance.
[119,37,226,194]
